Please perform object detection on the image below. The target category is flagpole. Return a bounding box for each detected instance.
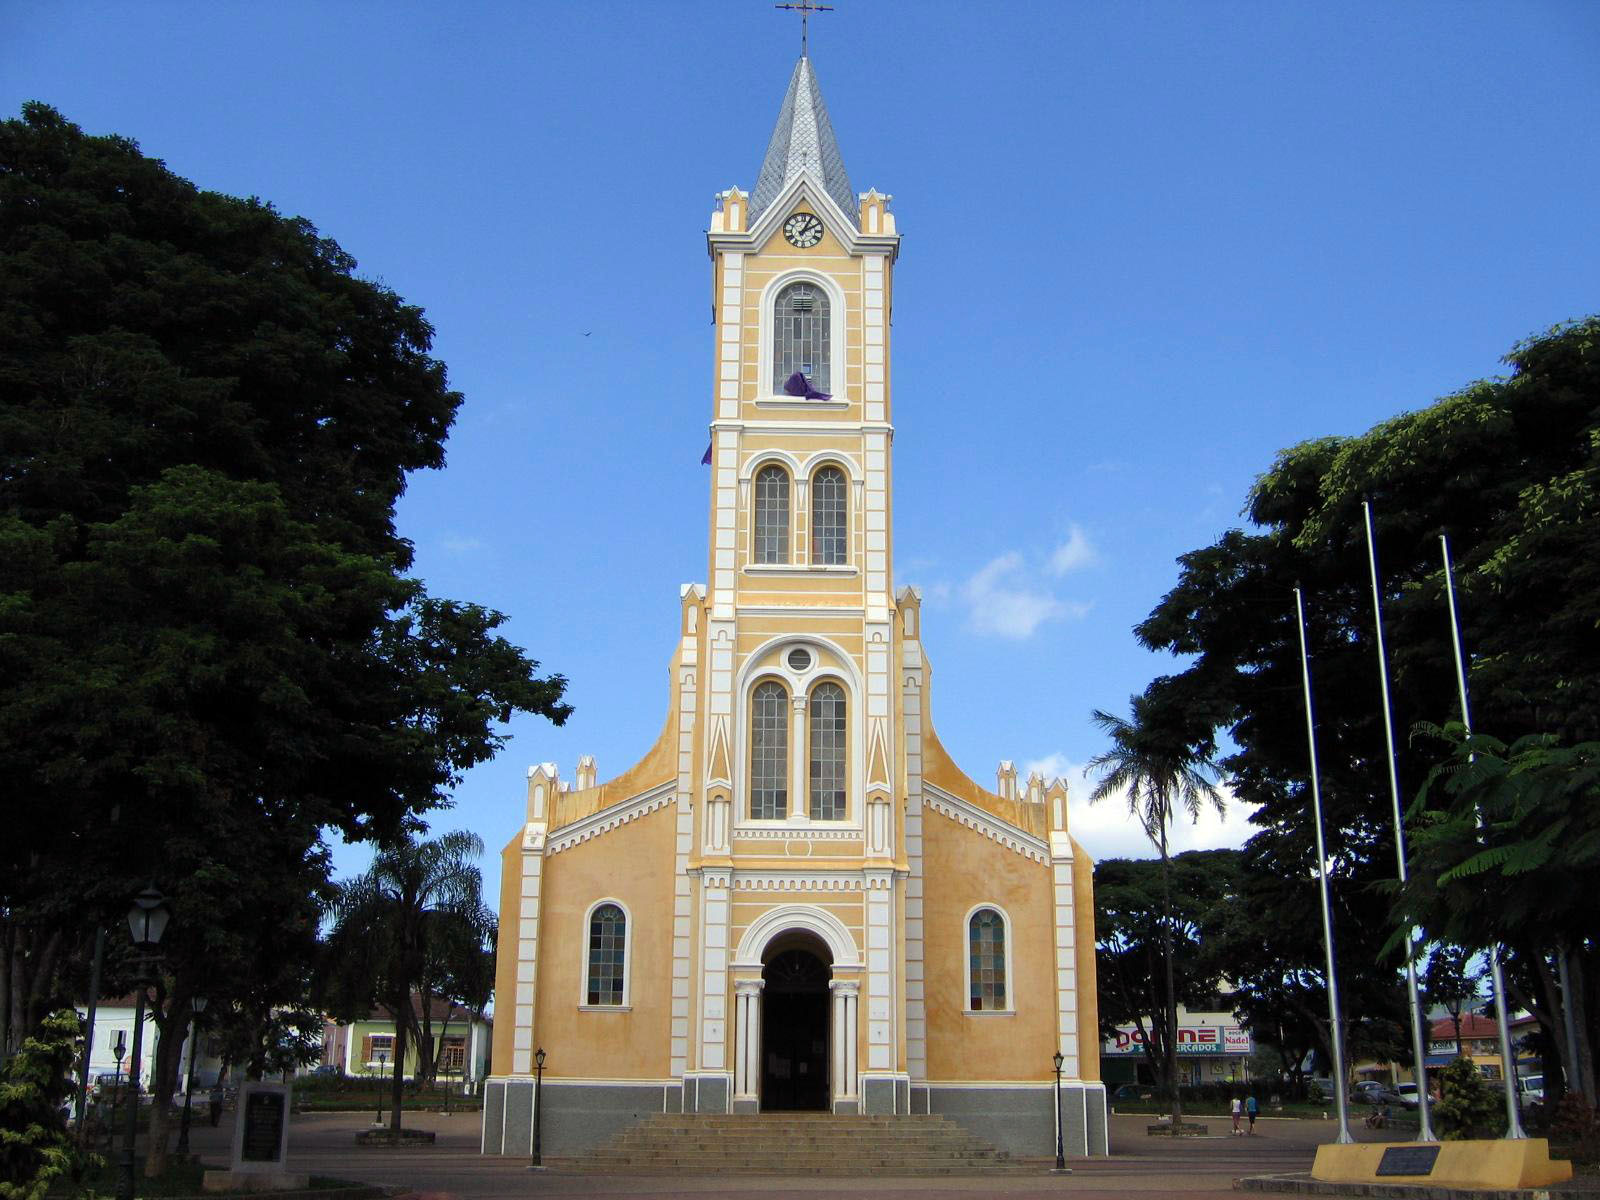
[1363,501,1436,1142]
[1295,586,1354,1145]
[1440,534,1526,1140]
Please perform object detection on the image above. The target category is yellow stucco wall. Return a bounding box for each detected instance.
[920,809,1056,1081]
[533,803,677,1081]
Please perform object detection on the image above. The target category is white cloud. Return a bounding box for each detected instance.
[958,548,1094,639]
[440,535,485,555]
[1049,524,1097,575]
[961,552,1068,639]
[1020,753,1259,863]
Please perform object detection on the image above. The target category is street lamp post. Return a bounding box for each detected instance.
[116,888,170,1200]
[175,996,208,1155]
[529,1048,546,1169]
[374,1052,388,1126]
[1052,1051,1067,1172]
[107,1031,127,1152]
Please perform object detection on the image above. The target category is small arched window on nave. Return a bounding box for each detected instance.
[968,907,1007,1011]
[586,903,627,1006]
[773,281,830,394]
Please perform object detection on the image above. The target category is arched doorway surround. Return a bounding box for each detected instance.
[731,906,861,1112]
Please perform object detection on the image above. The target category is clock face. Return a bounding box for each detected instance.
[783,212,824,248]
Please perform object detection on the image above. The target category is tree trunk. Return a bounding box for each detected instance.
[1160,820,1182,1127]
[1570,949,1596,1106]
[389,1010,407,1134]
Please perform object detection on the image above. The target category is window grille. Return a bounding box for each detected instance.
[751,681,789,819]
[586,903,626,1005]
[773,282,831,393]
[754,465,790,564]
[968,909,1007,1011]
[440,1037,466,1071]
[808,682,847,820]
[810,466,848,565]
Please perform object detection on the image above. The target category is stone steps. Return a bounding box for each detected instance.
[545,1113,1041,1176]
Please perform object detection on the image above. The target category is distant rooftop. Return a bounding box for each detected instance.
[751,56,857,228]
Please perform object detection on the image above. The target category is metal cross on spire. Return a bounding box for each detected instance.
[774,0,833,57]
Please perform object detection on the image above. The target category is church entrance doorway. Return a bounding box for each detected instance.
[760,934,831,1111]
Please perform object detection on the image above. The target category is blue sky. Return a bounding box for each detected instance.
[9,2,1599,902]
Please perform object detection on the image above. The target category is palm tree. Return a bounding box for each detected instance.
[1088,690,1224,1131]
[322,830,491,1134]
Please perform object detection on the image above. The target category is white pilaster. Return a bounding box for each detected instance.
[830,979,860,1102]
[734,979,763,1102]
[1049,831,1079,1077]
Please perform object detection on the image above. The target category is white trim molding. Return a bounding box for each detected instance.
[731,903,861,969]
[923,785,1049,863]
[546,782,675,855]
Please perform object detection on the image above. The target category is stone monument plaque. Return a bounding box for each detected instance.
[1376,1144,1440,1176]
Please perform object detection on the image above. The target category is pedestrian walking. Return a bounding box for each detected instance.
[1230,1095,1242,1135]
[1246,1093,1259,1134]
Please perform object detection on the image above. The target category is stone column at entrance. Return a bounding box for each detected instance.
[830,979,859,1111]
[733,979,764,1112]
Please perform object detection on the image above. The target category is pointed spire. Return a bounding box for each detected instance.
[751,56,857,229]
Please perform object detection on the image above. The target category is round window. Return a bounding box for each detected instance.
[786,647,813,673]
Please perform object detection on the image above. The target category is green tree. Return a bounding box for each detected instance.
[0,1010,82,1200]
[1094,851,1239,1091]
[0,101,571,1171]
[319,831,491,1133]
[1088,685,1225,1128]
[1404,728,1600,1105]
[1133,316,1600,1112]
[1420,942,1483,1053]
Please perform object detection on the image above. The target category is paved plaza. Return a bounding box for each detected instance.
[168,1107,1432,1199]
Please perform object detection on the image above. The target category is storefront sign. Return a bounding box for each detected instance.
[1104,1024,1252,1056]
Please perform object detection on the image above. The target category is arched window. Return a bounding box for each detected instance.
[754,465,790,564]
[808,681,847,820]
[586,903,627,1006]
[773,281,830,393]
[810,466,848,565]
[968,908,1007,1011]
[750,681,789,820]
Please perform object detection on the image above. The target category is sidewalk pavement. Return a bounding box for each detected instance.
[170,1107,1422,1199]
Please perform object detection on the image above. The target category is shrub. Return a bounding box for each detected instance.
[1547,1096,1600,1164]
[0,1010,88,1200]
[1433,1056,1506,1140]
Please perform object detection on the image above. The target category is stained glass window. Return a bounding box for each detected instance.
[754,465,790,564]
[773,282,830,393]
[751,681,789,820]
[586,903,626,1005]
[808,682,847,820]
[969,908,1007,1011]
[811,466,848,565]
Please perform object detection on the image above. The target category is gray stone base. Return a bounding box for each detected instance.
[482,1079,683,1157]
[924,1081,1108,1159]
[481,1076,1108,1160]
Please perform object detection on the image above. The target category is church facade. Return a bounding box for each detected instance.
[482,57,1107,1161]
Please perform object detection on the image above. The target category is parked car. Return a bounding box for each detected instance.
[311,1063,342,1076]
[1111,1084,1154,1102]
[1307,1077,1335,1100]
[1354,1081,1403,1105]
[1519,1074,1545,1103]
[1393,1082,1422,1109]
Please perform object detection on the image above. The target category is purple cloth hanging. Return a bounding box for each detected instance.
[702,442,713,465]
[783,370,832,401]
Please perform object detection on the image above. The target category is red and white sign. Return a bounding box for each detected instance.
[1104,1024,1252,1056]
